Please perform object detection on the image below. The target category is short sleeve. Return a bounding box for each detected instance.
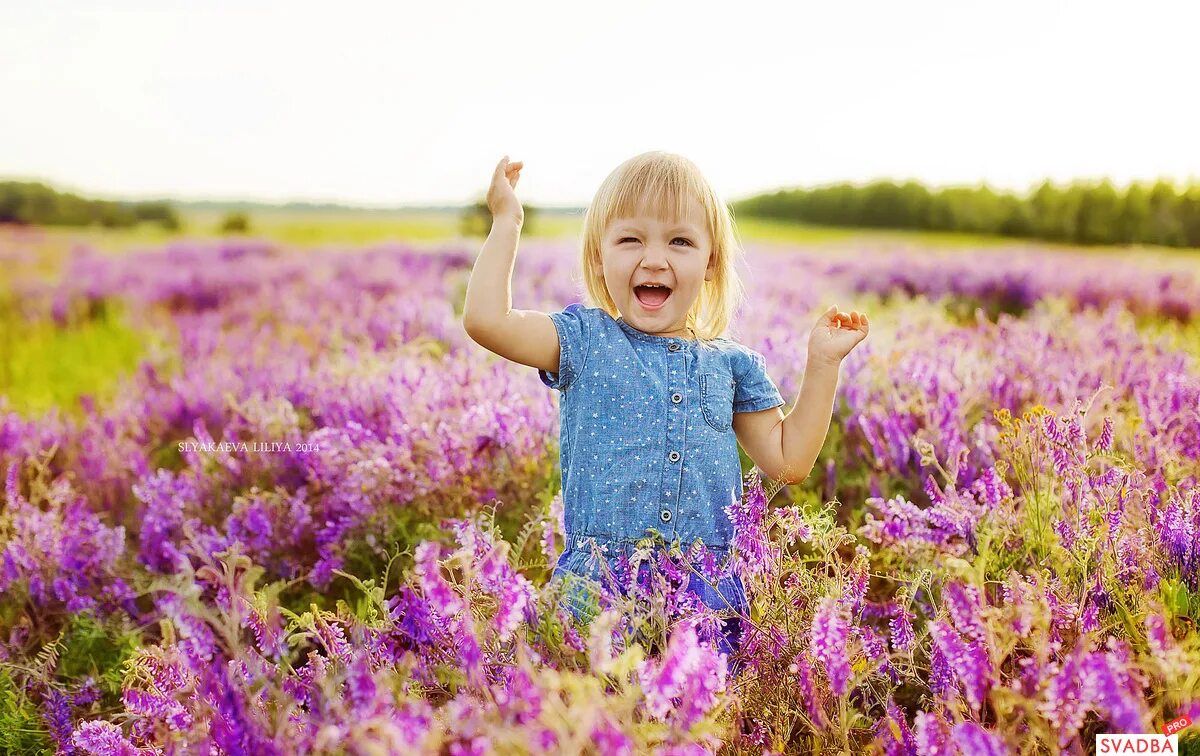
[732,346,785,413]
[538,303,592,391]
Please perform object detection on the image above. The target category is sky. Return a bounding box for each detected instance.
[2,0,1198,208]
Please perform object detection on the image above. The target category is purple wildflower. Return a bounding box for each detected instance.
[1042,414,1066,445]
[122,688,192,731]
[413,541,465,619]
[1086,641,1150,734]
[857,625,898,683]
[345,656,378,714]
[636,619,728,729]
[70,720,143,756]
[41,686,74,750]
[929,640,956,705]
[841,561,869,618]
[1079,601,1100,634]
[1066,415,1087,450]
[1052,518,1076,551]
[943,580,986,642]
[724,474,777,580]
[810,597,851,696]
[914,710,953,756]
[591,715,633,755]
[969,466,1013,508]
[1145,612,1175,660]
[792,653,828,729]
[1041,639,1150,746]
[1050,443,1073,478]
[890,604,916,651]
[951,722,1009,756]
[876,697,916,755]
[1097,417,1114,452]
[929,620,993,716]
[495,665,542,726]
[1157,489,1199,590]
[449,736,490,756]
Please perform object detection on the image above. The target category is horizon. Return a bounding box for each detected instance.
[4,174,1195,213]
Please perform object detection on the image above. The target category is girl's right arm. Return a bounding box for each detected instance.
[461,156,561,375]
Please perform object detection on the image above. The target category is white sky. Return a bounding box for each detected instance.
[2,0,1198,208]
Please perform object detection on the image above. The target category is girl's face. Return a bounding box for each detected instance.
[599,198,714,339]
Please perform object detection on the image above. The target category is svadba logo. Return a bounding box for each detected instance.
[1096,734,1177,753]
[1097,715,1194,752]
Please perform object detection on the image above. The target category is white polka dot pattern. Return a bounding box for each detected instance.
[536,303,785,607]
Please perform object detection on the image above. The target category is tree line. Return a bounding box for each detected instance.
[733,178,1200,248]
[0,181,180,229]
[7,177,1200,248]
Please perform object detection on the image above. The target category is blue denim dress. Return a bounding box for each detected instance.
[537,303,785,659]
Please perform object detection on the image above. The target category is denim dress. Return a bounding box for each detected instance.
[537,303,785,659]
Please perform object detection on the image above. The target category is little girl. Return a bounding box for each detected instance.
[462,150,869,668]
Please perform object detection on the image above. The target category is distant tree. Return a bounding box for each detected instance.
[97,200,138,228]
[1075,180,1121,245]
[998,194,1035,237]
[925,190,958,231]
[931,187,987,233]
[460,200,490,237]
[134,201,181,231]
[858,181,931,229]
[1117,182,1151,244]
[1147,180,1183,246]
[859,181,901,228]
[219,212,250,234]
[460,199,536,237]
[1029,181,1078,242]
[952,185,1005,233]
[899,181,933,228]
[1179,185,1200,248]
[0,181,179,229]
[732,177,1200,248]
[804,184,858,226]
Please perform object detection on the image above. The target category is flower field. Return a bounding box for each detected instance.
[1,225,1199,754]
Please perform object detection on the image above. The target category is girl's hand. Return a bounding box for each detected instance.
[487,155,525,226]
[808,304,869,366]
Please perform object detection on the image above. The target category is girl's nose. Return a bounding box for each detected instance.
[641,245,670,266]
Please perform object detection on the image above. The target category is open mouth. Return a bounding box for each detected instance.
[634,284,672,310]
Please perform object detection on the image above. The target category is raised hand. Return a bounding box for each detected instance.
[808,304,869,366]
[486,155,525,226]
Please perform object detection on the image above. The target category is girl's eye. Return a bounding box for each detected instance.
[617,237,692,246]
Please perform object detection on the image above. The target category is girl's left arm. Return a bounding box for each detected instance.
[776,358,842,484]
[778,305,869,484]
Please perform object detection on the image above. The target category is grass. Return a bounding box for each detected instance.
[0,297,153,417]
[732,215,1023,248]
[12,208,1197,258]
[733,216,1200,271]
[1137,313,1200,368]
[12,210,585,254]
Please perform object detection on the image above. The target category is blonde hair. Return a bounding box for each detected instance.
[578,151,746,342]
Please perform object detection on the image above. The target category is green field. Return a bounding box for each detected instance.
[13,207,1199,256]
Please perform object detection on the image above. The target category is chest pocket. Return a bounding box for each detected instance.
[699,373,735,432]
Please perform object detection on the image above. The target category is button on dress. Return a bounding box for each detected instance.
[537,302,785,639]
